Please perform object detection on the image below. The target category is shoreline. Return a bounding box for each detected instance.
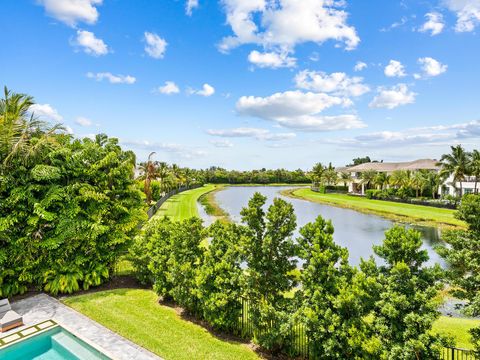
[281,188,464,230]
[198,185,231,223]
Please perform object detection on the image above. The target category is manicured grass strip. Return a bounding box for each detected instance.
[284,189,464,228]
[153,184,218,221]
[63,289,259,360]
[433,316,480,349]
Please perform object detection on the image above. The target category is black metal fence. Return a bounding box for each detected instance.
[234,297,476,359]
[146,184,202,219]
[441,347,477,360]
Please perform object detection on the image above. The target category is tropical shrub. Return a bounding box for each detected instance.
[239,193,298,351]
[196,222,245,331]
[371,227,450,359]
[296,216,376,358]
[438,194,480,352]
[0,103,146,297]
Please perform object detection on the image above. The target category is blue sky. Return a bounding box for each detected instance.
[1,0,479,170]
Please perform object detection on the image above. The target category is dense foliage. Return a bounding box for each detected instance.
[0,88,145,297]
[240,193,298,351]
[438,194,480,352]
[131,192,453,357]
[296,216,375,359]
[371,227,449,359]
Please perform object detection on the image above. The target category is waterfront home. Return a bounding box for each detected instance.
[338,159,477,196]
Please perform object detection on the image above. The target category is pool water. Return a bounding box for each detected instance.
[0,326,110,360]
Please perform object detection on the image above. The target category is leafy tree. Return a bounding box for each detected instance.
[196,222,245,331]
[130,216,175,291]
[372,226,448,359]
[439,145,471,197]
[349,156,372,166]
[240,193,298,350]
[167,217,205,312]
[1,89,146,297]
[311,163,325,186]
[470,149,480,194]
[438,194,480,352]
[296,216,375,359]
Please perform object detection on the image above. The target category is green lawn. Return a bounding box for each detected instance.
[153,184,218,221]
[433,316,480,349]
[63,289,260,360]
[285,188,464,228]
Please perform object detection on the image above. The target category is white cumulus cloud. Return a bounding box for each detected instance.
[189,83,215,97]
[207,127,296,141]
[369,84,416,109]
[418,57,448,77]
[86,72,136,84]
[186,0,199,15]
[219,0,359,66]
[331,120,480,148]
[419,12,445,35]
[294,70,370,97]
[236,90,365,131]
[37,0,102,27]
[354,61,367,72]
[444,0,480,32]
[73,30,108,56]
[144,32,167,59]
[384,60,406,78]
[155,81,180,95]
[75,117,93,127]
[29,103,63,122]
[248,50,296,68]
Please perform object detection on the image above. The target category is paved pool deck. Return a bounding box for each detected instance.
[1,293,161,360]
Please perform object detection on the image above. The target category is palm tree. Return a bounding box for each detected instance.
[438,145,471,197]
[374,172,389,190]
[360,170,377,190]
[470,149,480,194]
[389,170,411,189]
[426,171,443,199]
[156,161,169,194]
[322,169,338,186]
[138,152,158,204]
[340,171,353,187]
[0,87,63,168]
[311,162,325,186]
[410,171,429,198]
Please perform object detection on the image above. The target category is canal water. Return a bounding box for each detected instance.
[198,186,445,267]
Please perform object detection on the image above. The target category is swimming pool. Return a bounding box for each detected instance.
[0,326,111,359]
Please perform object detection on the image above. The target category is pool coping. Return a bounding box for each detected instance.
[0,319,58,349]
[1,294,161,360]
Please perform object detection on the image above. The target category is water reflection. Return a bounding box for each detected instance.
[200,186,445,267]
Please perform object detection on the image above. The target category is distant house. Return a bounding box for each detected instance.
[337,159,477,196]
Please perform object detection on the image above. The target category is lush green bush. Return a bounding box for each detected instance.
[438,194,480,352]
[196,222,245,331]
[296,216,375,358]
[371,227,450,358]
[0,135,146,296]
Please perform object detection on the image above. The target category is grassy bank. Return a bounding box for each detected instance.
[63,289,260,360]
[283,188,464,228]
[433,316,480,349]
[198,185,230,223]
[153,184,218,221]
